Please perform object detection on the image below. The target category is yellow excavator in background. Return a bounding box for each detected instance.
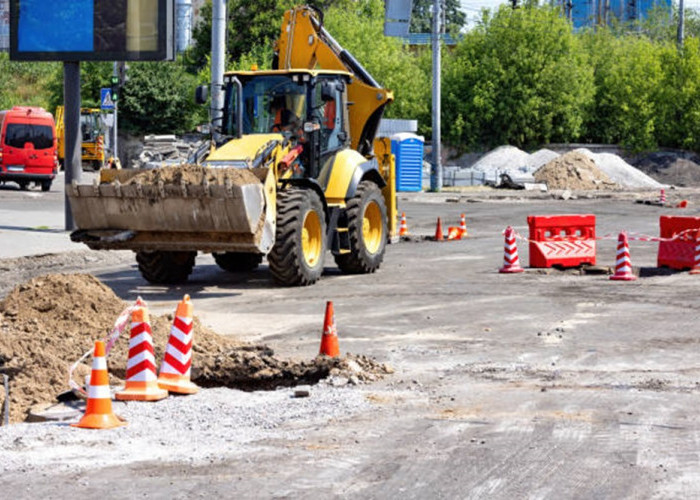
[56,106,106,171]
[67,5,397,286]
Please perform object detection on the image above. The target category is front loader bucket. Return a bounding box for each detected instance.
[67,166,276,254]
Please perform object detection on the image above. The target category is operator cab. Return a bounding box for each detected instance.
[220,69,351,178]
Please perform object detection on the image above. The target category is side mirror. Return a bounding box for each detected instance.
[195,85,209,105]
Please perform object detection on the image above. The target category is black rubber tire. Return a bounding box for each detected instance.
[41,180,52,192]
[18,181,29,191]
[136,251,196,284]
[213,252,262,272]
[92,160,102,171]
[334,180,388,274]
[268,188,327,286]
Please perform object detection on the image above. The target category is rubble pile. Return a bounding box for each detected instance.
[0,274,391,423]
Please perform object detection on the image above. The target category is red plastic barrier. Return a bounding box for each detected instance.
[528,214,596,268]
[657,216,700,269]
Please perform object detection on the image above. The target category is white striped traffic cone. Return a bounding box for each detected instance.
[116,299,168,401]
[499,226,524,273]
[72,341,126,429]
[659,189,666,205]
[157,295,199,394]
[690,233,700,275]
[459,213,468,237]
[610,232,637,281]
[399,212,408,236]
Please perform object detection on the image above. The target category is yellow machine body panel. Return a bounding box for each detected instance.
[206,133,283,163]
[56,106,106,166]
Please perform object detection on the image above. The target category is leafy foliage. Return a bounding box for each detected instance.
[0,54,58,112]
[119,60,204,135]
[443,4,594,150]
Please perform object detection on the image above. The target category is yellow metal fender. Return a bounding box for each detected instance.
[319,149,386,206]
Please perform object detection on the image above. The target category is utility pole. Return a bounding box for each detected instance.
[678,0,685,49]
[63,62,81,230]
[112,62,118,160]
[430,0,442,192]
[211,0,226,136]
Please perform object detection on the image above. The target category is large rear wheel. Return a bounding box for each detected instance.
[214,252,262,273]
[334,180,387,274]
[136,251,196,284]
[268,188,326,286]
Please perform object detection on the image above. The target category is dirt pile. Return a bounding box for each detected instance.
[125,164,260,186]
[0,274,391,423]
[534,151,617,190]
[632,152,700,187]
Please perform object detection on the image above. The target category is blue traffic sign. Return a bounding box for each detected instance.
[100,88,115,110]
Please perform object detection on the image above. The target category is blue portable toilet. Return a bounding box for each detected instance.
[391,133,424,192]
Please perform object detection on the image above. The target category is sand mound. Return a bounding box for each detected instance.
[534,151,617,190]
[126,164,260,185]
[574,148,662,189]
[0,274,390,423]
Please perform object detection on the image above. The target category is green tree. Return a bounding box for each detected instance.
[324,0,431,126]
[119,59,203,135]
[581,29,665,151]
[442,4,593,151]
[410,0,466,34]
[0,54,58,111]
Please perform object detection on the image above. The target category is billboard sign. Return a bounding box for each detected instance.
[10,0,175,61]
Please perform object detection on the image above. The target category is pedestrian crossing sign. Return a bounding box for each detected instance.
[100,88,115,110]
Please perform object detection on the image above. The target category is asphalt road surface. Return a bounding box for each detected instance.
[1,181,700,498]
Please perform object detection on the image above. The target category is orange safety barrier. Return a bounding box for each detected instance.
[657,216,700,270]
[527,214,596,268]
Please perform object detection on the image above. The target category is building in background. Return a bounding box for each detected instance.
[0,0,8,51]
[558,0,672,29]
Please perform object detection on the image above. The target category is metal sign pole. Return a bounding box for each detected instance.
[430,0,442,192]
[113,62,118,160]
[64,61,81,231]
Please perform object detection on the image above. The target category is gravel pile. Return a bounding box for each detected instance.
[573,148,663,189]
[0,386,375,473]
[534,151,617,190]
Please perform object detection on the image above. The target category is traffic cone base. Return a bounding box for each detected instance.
[116,381,169,401]
[157,373,199,394]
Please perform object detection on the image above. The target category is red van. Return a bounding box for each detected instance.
[0,106,58,191]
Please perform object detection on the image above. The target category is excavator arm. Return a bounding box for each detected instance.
[273,6,394,156]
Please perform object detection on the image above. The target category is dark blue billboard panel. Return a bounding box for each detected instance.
[10,0,174,61]
[565,0,671,29]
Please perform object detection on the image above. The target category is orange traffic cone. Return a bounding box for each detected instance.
[116,299,168,401]
[319,301,340,357]
[459,213,468,237]
[690,233,700,275]
[610,232,637,281]
[157,295,199,394]
[447,226,463,240]
[499,226,524,273]
[434,217,444,241]
[72,341,126,429]
[399,212,408,236]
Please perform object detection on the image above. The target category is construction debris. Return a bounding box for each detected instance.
[0,274,392,423]
[132,135,206,169]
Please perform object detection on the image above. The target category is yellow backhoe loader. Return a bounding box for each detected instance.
[67,5,397,286]
[56,106,106,171]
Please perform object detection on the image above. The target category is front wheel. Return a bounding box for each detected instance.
[268,188,327,286]
[334,180,387,274]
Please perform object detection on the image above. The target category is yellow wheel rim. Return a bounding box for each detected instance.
[302,210,322,267]
[362,201,383,254]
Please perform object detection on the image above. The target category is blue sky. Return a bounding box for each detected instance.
[459,0,700,29]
